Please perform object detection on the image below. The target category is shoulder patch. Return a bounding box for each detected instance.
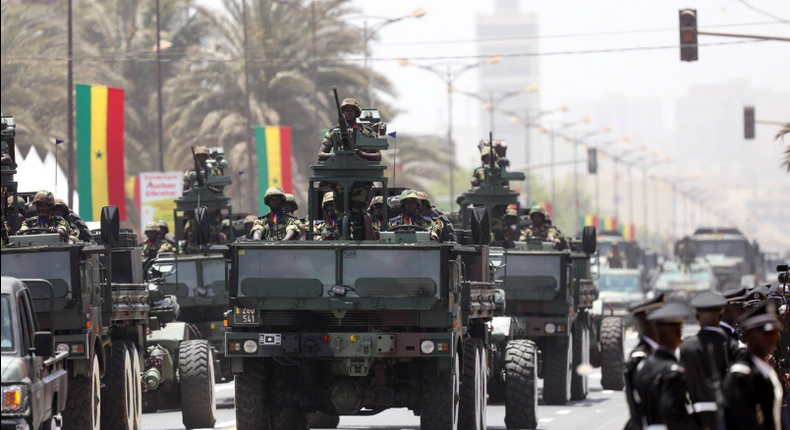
[729,363,751,375]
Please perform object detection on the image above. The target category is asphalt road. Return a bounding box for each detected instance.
[142,326,701,430]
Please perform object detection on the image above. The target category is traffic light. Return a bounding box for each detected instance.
[744,105,755,139]
[679,9,698,62]
[588,148,598,174]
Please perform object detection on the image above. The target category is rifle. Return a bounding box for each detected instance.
[191,146,205,188]
[333,86,351,151]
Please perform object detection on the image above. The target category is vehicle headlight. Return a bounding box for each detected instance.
[243,340,258,354]
[56,343,70,354]
[420,340,435,354]
[544,323,557,334]
[2,384,28,414]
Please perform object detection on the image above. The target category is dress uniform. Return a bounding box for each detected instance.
[679,291,739,430]
[624,293,667,430]
[633,302,698,430]
[721,287,747,341]
[744,285,770,308]
[723,302,784,430]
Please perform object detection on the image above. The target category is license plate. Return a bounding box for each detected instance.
[259,334,281,346]
[233,307,260,325]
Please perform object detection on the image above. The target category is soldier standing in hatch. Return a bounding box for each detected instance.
[389,190,439,241]
[680,291,742,430]
[471,146,497,187]
[157,219,177,248]
[633,302,698,430]
[678,236,697,272]
[518,205,563,247]
[314,192,340,241]
[624,293,666,430]
[368,195,388,231]
[183,146,221,194]
[5,196,26,234]
[607,242,627,269]
[141,221,176,261]
[284,193,307,239]
[51,199,89,242]
[251,187,301,242]
[18,191,74,242]
[723,302,784,430]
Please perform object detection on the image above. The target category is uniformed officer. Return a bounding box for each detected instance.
[501,204,519,249]
[388,190,438,241]
[368,195,388,231]
[183,145,221,194]
[51,198,92,242]
[744,285,770,308]
[157,219,177,248]
[141,221,176,260]
[634,301,698,430]
[518,205,563,248]
[17,191,74,242]
[607,242,627,269]
[471,146,497,187]
[416,191,451,242]
[680,291,741,430]
[723,302,784,430]
[314,192,340,241]
[251,187,301,241]
[5,195,26,234]
[284,193,299,215]
[721,287,747,341]
[624,293,667,430]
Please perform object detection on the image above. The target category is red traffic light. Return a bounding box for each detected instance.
[679,9,698,62]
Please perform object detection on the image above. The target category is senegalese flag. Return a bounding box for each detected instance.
[582,215,598,229]
[622,224,636,242]
[254,126,292,211]
[600,217,618,232]
[76,83,126,221]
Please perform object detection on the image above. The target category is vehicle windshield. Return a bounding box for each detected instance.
[1,296,14,352]
[655,269,712,289]
[596,274,641,293]
[0,251,72,298]
[694,240,745,258]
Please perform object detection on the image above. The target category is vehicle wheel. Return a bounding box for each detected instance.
[600,317,625,390]
[273,409,308,430]
[571,323,590,400]
[459,339,484,430]
[235,359,273,430]
[102,342,135,430]
[589,320,601,368]
[63,354,101,430]
[309,411,340,428]
[179,340,217,429]
[503,340,538,430]
[420,354,460,429]
[542,336,572,405]
[123,341,142,430]
[486,343,505,404]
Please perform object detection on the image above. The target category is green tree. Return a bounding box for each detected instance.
[383,134,453,194]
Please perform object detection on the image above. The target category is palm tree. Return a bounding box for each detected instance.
[383,134,453,193]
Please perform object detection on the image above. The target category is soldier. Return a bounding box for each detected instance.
[5,196,26,234]
[17,191,74,242]
[471,146,496,187]
[680,291,741,430]
[744,285,770,309]
[607,242,627,269]
[221,219,233,241]
[416,190,452,242]
[52,198,92,242]
[240,215,258,240]
[633,301,698,430]
[284,193,299,215]
[157,219,177,248]
[722,287,747,341]
[183,146,221,194]
[388,190,438,241]
[624,293,667,430]
[314,192,340,241]
[251,187,301,241]
[678,236,698,271]
[368,195,388,231]
[723,302,784,430]
[141,221,176,260]
[518,205,563,248]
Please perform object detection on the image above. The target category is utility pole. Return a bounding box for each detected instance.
[242,0,255,213]
[67,0,74,207]
[155,0,164,171]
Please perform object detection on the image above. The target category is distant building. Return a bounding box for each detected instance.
[476,0,540,176]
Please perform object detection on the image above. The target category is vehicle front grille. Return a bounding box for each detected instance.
[261,310,419,328]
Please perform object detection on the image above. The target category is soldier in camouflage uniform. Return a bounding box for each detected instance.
[251,187,301,241]
[141,221,176,261]
[368,195,388,231]
[52,198,92,242]
[157,219,177,248]
[314,192,341,241]
[490,204,519,248]
[183,145,221,194]
[239,215,257,241]
[388,190,439,242]
[607,242,627,269]
[519,204,564,248]
[417,191,457,242]
[17,191,74,242]
[677,236,697,272]
[5,196,26,235]
[471,146,497,187]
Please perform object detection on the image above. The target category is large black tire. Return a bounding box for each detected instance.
[179,340,217,429]
[486,343,505,404]
[309,411,340,428]
[459,339,485,430]
[235,359,272,430]
[542,337,572,405]
[590,319,601,368]
[503,340,538,430]
[122,341,142,430]
[570,323,590,400]
[420,354,460,429]
[273,409,308,430]
[63,354,101,430]
[102,342,135,430]
[600,317,625,390]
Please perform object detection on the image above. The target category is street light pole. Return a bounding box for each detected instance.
[242,0,254,213]
[155,0,164,171]
[67,0,74,207]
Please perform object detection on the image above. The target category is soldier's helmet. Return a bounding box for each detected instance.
[263,187,286,205]
[53,199,69,211]
[6,196,26,212]
[341,98,362,117]
[194,146,210,156]
[156,219,169,233]
[285,193,298,211]
[244,215,258,225]
[481,146,492,158]
[221,219,231,228]
[529,204,546,217]
[369,195,384,209]
[416,191,431,206]
[399,190,421,206]
[505,204,518,217]
[144,222,160,233]
[322,191,335,209]
[32,190,54,206]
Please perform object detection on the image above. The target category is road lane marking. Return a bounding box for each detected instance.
[215,419,236,428]
[539,418,554,423]
[556,409,571,415]
[602,390,613,395]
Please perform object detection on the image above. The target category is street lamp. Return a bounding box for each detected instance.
[562,125,612,233]
[608,143,648,222]
[355,8,427,106]
[398,56,503,207]
[586,134,631,216]
[536,116,591,207]
[455,85,540,134]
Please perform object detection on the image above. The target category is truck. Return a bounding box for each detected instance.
[225,104,500,429]
[687,227,763,291]
[1,276,69,430]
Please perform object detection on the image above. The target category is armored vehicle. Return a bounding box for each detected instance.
[226,99,498,429]
[597,230,643,269]
[688,227,763,291]
[2,276,69,430]
[651,260,716,304]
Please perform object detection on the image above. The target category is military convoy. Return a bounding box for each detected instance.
[687,227,764,291]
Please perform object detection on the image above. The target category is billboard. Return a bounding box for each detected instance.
[139,171,182,236]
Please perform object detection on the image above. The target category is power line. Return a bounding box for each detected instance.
[738,0,790,28]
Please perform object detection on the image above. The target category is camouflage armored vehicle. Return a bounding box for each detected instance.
[597,230,643,269]
[687,227,763,291]
[2,276,69,430]
[226,97,498,429]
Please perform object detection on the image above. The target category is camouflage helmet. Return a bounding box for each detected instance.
[368,195,390,209]
[529,204,547,217]
[481,146,492,157]
[32,190,54,205]
[194,146,210,156]
[53,199,69,210]
[263,187,286,205]
[399,190,421,206]
[144,221,160,233]
[340,98,362,117]
[285,193,298,211]
[416,191,431,205]
[322,191,335,209]
[156,219,169,232]
[6,196,25,212]
[221,219,231,228]
[505,204,518,217]
[244,215,258,224]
